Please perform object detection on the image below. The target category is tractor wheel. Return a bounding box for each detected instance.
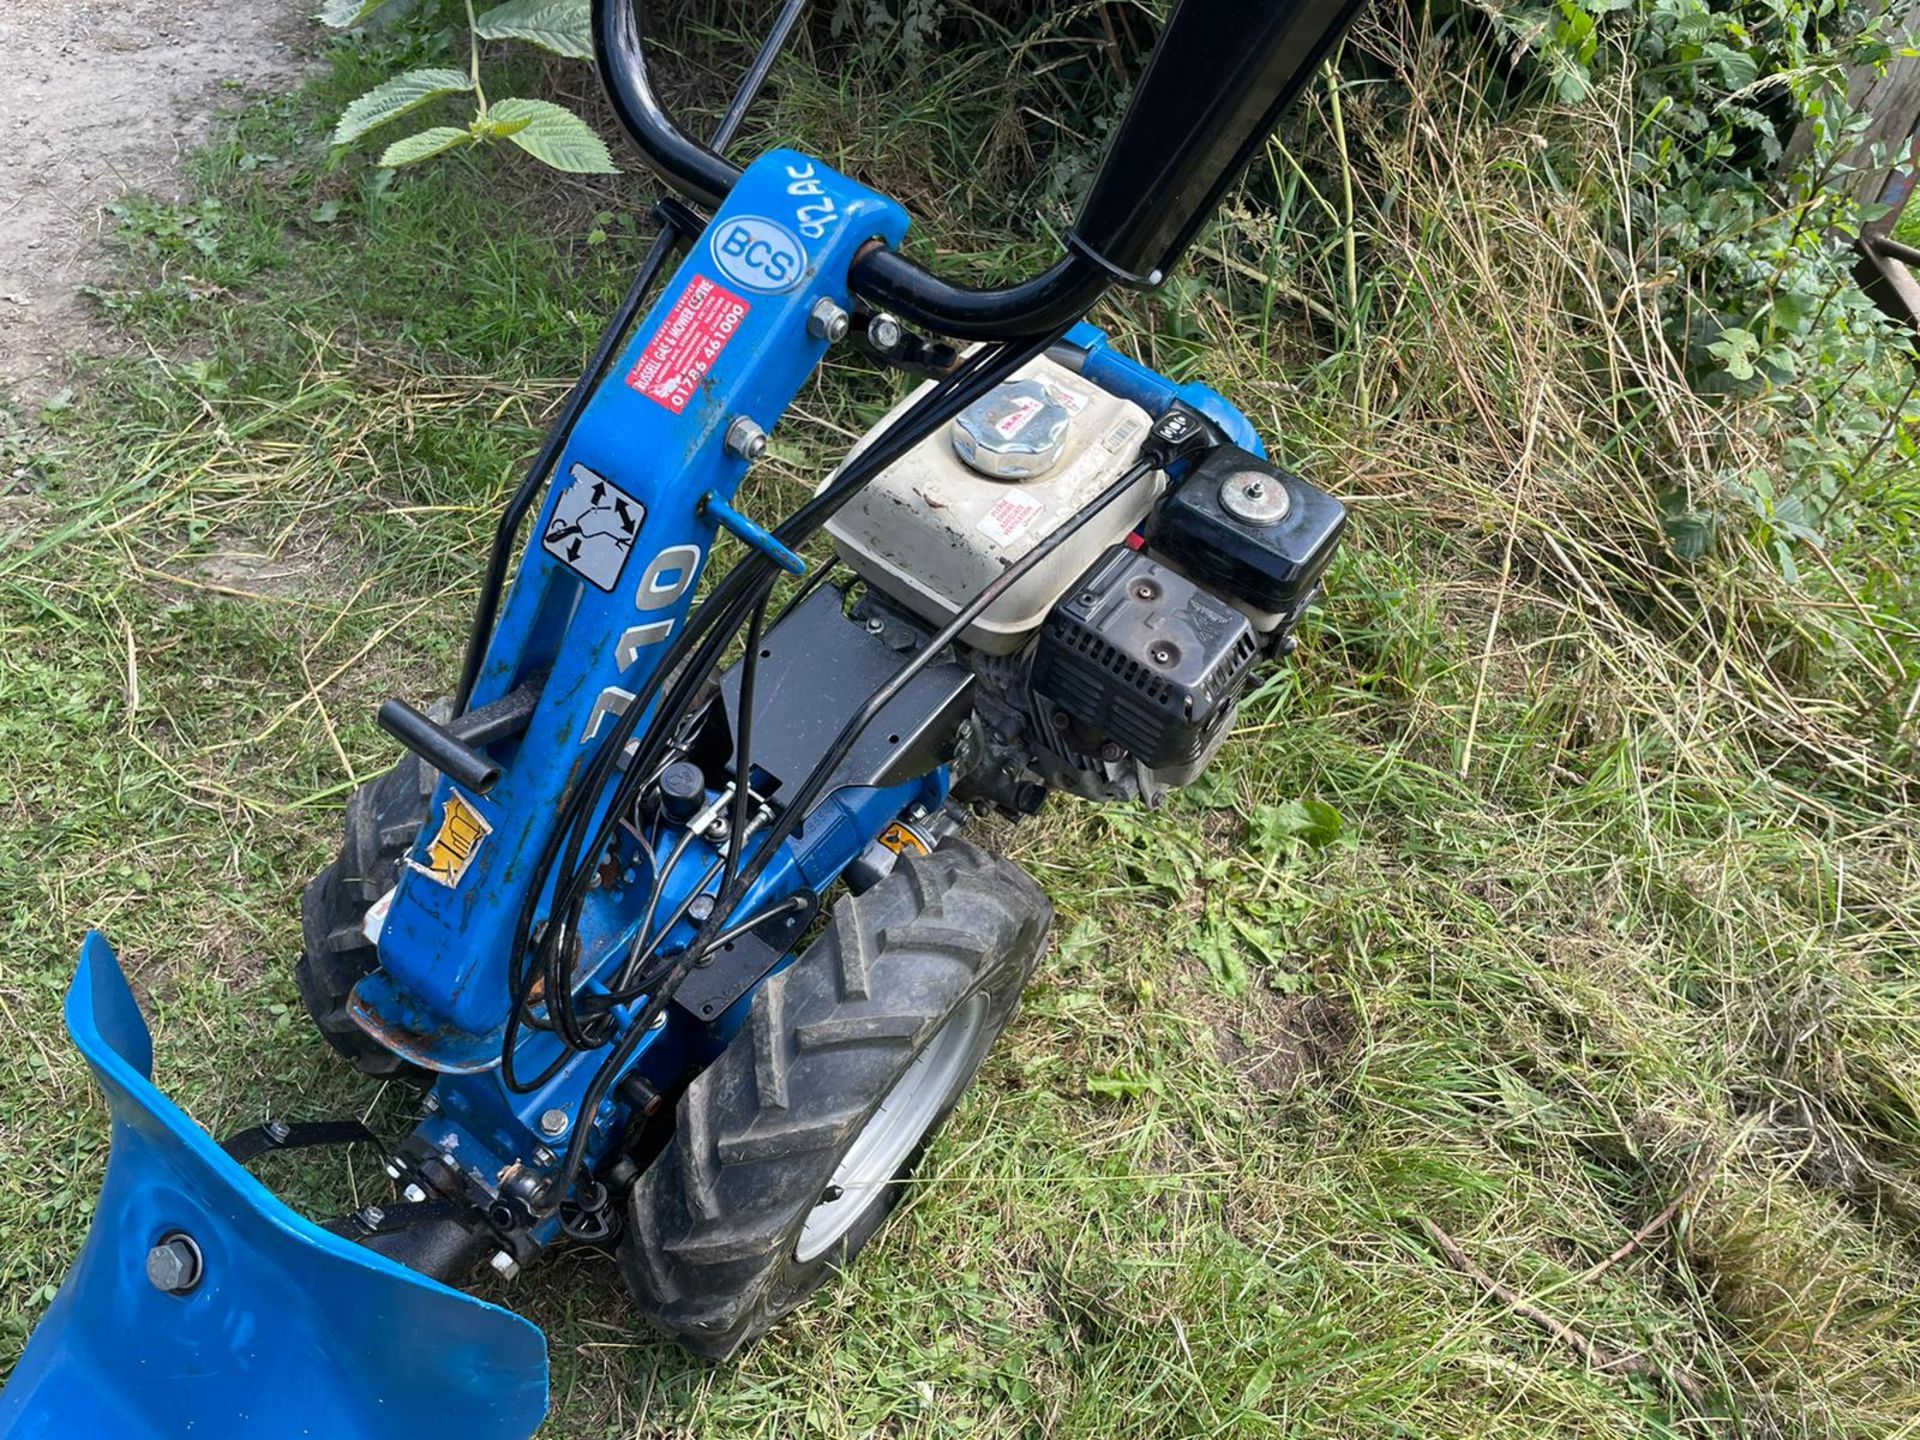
[296,750,436,1082]
[618,839,1052,1359]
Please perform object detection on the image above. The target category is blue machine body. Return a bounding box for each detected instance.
[0,936,549,1440]
[355,151,919,1206]
[0,148,1253,1439]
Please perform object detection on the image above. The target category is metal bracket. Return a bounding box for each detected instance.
[717,584,973,799]
[323,1197,466,1242]
[671,888,821,1022]
[220,1119,382,1165]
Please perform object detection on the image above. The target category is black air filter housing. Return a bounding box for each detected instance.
[1147,445,1346,620]
[1032,546,1258,769]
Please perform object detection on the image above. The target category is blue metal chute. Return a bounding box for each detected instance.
[0,934,549,1440]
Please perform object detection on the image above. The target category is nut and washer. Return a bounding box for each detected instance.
[145,1233,203,1296]
[867,312,904,353]
[807,298,850,343]
[724,416,768,462]
[538,1107,570,1138]
[1218,468,1291,525]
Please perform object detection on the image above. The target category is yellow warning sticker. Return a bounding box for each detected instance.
[411,790,492,889]
[877,821,932,858]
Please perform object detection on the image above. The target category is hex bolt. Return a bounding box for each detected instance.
[264,1119,291,1145]
[422,1091,440,1113]
[383,1160,403,1180]
[489,1250,521,1281]
[402,1183,428,1204]
[357,1205,386,1230]
[688,893,716,923]
[807,298,850,343]
[867,312,904,353]
[145,1233,202,1296]
[538,1107,570,1138]
[533,1145,557,1167]
[724,416,768,463]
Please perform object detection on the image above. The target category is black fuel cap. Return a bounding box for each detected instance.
[658,761,707,822]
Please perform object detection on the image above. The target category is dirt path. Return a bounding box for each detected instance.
[0,0,309,406]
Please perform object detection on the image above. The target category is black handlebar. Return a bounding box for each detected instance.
[592,0,1365,340]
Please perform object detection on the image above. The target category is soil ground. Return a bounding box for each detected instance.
[0,0,307,405]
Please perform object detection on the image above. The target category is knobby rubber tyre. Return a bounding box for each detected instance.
[296,751,435,1081]
[618,839,1052,1359]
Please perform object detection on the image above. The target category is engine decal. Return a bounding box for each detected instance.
[976,491,1046,548]
[626,275,750,413]
[541,463,645,591]
[409,790,492,889]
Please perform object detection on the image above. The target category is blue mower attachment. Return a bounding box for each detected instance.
[4,0,1364,1432]
[0,935,547,1440]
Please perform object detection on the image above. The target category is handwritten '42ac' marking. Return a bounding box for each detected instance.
[785,162,839,241]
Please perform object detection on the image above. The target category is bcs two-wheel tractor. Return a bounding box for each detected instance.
[1,0,1360,1432]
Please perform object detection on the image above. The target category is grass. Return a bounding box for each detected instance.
[4,4,1920,1437]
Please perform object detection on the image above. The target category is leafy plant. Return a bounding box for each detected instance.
[1481,0,1917,575]
[323,0,614,173]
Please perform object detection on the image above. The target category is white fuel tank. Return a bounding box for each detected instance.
[823,355,1159,655]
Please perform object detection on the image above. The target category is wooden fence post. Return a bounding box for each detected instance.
[1784,2,1920,232]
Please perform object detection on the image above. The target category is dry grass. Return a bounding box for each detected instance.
[2,5,1919,1436]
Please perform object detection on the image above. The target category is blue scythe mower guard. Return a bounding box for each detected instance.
[0,936,548,1440]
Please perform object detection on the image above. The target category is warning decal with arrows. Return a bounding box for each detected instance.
[541,463,645,591]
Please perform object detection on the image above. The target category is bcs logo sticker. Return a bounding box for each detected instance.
[710,216,806,294]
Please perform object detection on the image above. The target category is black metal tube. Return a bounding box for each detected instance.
[846,247,1109,341]
[1069,0,1371,281]
[593,0,741,210]
[591,0,1370,338]
[591,0,1113,338]
[377,699,501,794]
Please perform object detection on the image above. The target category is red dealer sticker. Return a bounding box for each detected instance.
[626,275,750,413]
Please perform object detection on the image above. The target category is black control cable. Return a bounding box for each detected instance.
[501,334,1053,1089]
[542,432,1153,1209]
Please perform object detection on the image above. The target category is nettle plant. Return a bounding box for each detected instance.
[322,0,616,173]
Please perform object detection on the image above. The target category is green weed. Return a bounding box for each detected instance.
[2,5,1919,1437]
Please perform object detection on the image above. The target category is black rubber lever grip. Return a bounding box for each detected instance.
[378,698,502,795]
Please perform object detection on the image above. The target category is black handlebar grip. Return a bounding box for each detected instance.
[1070,0,1369,285]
